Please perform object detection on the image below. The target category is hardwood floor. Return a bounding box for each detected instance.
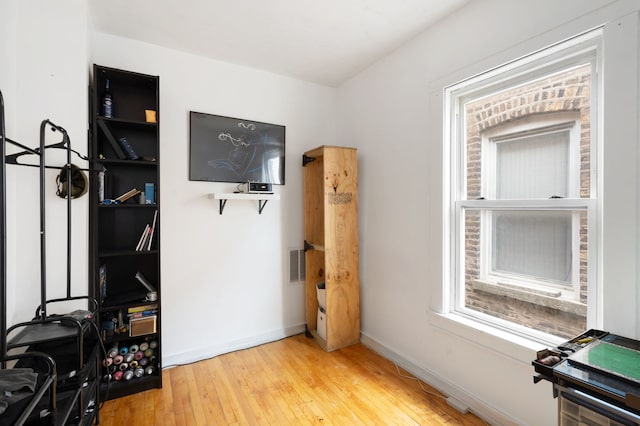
[98,334,487,425]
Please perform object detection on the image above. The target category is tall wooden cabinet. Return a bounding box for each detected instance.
[303,146,359,351]
[89,65,162,399]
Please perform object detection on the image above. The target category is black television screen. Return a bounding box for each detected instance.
[189,111,285,185]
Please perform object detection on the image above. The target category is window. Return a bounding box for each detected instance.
[481,115,582,299]
[445,30,600,342]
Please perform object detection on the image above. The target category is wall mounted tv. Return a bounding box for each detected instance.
[189,111,285,185]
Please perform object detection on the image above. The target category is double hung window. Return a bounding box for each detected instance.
[445,30,600,340]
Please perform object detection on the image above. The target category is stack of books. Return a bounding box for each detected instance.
[127,304,158,320]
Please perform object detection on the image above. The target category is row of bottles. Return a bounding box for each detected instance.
[103,339,158,383]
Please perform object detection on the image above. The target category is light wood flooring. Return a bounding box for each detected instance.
[98,334,487,425]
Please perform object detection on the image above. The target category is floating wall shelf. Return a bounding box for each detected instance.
[210,193,280,214]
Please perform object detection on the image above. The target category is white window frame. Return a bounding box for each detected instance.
[445,29,601,342]
[479,114,583,299]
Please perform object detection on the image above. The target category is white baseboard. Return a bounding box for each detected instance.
[162,323,306,368]
[360,332,518,426]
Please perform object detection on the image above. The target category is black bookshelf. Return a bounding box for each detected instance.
[89,64,161,399]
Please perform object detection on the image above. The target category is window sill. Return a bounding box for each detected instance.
[471,279,587,317]
[429,311,552,364]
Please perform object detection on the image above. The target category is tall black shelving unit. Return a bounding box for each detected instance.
[89,65,162,399]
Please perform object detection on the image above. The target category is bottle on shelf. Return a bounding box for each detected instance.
[102,79,113,118]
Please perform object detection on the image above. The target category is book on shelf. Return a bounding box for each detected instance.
[116,188,141,203]
[128,311,157,319]
[99,264,107,302]
[147,210,158,250]
[117,136,140,160]
[128,304,158,314]
[134,209,158,251]
[135,224,150,251]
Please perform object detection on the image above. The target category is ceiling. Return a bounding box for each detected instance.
[89,0,469,87]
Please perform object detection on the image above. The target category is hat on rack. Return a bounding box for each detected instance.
[56,164,88,199]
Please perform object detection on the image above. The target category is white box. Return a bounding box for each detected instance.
[317,308,327,341]
[316,281,326,311]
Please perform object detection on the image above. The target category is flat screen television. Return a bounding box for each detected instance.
[189,111,285,185]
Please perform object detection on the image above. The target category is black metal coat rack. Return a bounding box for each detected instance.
[0,89,100,425]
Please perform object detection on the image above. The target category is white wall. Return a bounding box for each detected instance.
[0,0,89,327]
[337,0,640,424]
[90,33,337,366]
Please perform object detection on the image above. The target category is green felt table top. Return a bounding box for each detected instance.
[570,340,640,382]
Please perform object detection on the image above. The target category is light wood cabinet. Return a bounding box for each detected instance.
[303,145,359,351]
